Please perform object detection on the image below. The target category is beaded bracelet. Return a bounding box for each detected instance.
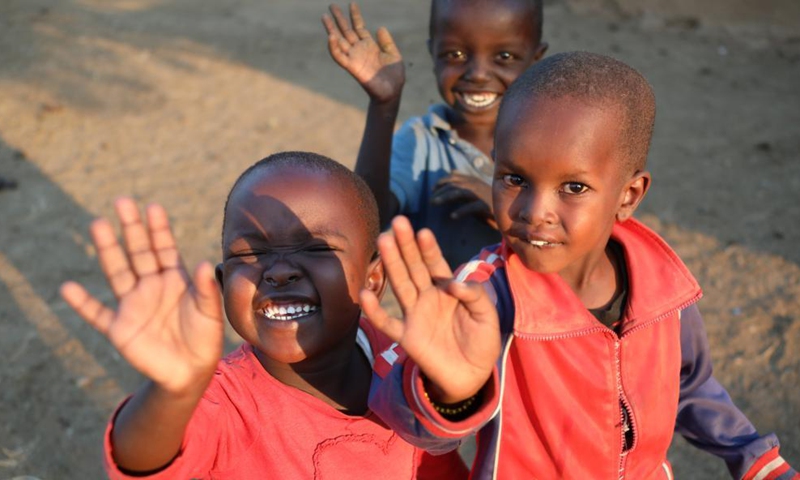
[423,390,479,418]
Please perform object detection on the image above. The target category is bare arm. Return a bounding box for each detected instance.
[323,3,404,224]
[60,198,223,472]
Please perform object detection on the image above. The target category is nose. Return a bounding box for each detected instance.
[517,189,557,226]
[262,254,302,287]
[464,56,491,83]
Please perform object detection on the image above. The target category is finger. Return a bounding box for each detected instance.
[324,16,351,62]
[145,204,181,270]
[191,262,223,323]
[375,27,400,56]
[433,172,469,189]
[91,217,136,297]
[416,228,453,279]
[349,3,371,40]
[376,230,417,312]
[330,4,359,44]
[360,289,405,342]
[115,198,160,278]
[391,216,433,292]
[446,281,496,323]
[321,13,340,37]
[450,199,491,220]
[431,185,474,206]
[60,281,116,335]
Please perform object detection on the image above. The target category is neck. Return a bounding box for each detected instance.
[255,340,372,415]
[559,242,620,310]
[448,111,495,158]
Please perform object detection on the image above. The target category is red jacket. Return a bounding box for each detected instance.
[370,219,797,480]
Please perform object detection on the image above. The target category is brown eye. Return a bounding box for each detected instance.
[562,183,588,195]
[443,50,465,61]
[502,174,526,188]
[497,51,515,62]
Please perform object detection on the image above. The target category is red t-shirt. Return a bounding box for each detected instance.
[104,322,467,480]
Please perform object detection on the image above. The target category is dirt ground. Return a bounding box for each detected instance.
[1,0,798,478]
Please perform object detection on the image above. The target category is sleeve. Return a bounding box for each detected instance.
[368,354,500,454]
[390,117,430,216]
[415,449,470,480]
[367,257,506,454]
[103,396,220,480]
[676,304,798,480]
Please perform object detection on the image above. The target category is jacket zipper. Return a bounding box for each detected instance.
[614,295,701,479]
[615,337,635,479]
[508,293,701,479]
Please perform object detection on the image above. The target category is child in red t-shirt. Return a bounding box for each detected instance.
[61,151,467,479]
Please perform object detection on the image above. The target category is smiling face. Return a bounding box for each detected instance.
[217,165,383,368]
[429,0,546,128]
[493,95,649,284]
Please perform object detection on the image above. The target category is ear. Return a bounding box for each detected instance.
[532,41,548,62]
[616,170,651,222]
[364,255,388,301]
[215,263,225,290]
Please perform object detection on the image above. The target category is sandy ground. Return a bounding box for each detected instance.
[0,0,798,478]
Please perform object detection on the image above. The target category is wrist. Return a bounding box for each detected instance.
[421,374,483,406]
[369,95,402,113]
[422,381,483,421]
[154,366,215,400]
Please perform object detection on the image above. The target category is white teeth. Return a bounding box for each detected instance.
[462,92,498,108]
[261,303,317,321]
[529,240,558,247]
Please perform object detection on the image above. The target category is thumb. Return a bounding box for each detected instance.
[376,27,400,57]
[192,261,223,323]
[360,289,405,342]
[450,199,489,220]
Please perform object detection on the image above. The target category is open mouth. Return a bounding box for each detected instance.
[528,239,563,248]
[259,303,318,321]
[458,92,499,109]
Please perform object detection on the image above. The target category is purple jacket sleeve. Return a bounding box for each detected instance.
[677,304,797,479]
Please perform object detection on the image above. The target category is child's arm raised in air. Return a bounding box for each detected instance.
[360,216,500,405]
[60,198,223,473]
[323,3,404,226]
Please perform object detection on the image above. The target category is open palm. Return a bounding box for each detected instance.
[323,3,405,103]
[360,216,500,403]
[60,198,223,395]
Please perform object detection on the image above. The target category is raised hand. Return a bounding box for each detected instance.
[360,216,500,404]
[323,3,405,104]
[431,172,497,229]
[60,198,224,395]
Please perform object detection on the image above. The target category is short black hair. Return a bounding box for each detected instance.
[222,151,380,251]
[429,0,544,45]
[501,51,656,173]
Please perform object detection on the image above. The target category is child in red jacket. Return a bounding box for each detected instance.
[361,52,798,479]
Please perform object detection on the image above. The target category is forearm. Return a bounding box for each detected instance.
[355,97,401,226]
[111,378,210,473]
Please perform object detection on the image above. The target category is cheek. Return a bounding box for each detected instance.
[492,187,515,223]
[222,269,258,308]
[435,66,458,87]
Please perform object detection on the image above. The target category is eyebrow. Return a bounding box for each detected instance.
[228,226,352,247]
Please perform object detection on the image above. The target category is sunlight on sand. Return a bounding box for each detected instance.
[0,252,124,411]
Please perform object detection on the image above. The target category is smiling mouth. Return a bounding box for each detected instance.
[528,239,563,248]
[259,303,317,321]
[459,92,499,109]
